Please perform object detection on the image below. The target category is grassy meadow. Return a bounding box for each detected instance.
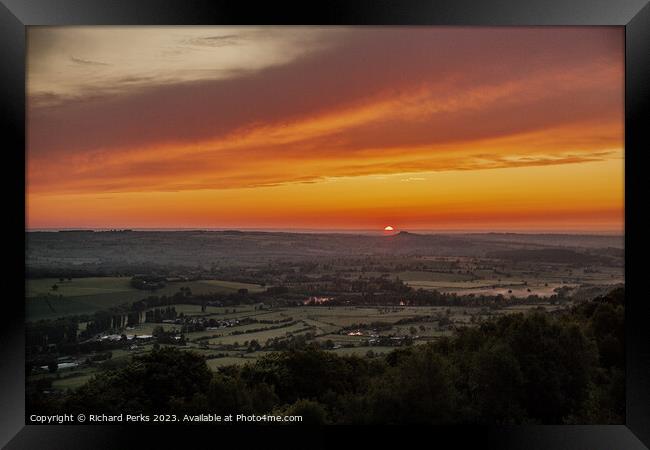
[26,277,264,321]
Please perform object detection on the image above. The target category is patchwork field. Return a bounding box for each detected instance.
[26,231,624,395]
[400,266,622,297]
[31,300,569,393]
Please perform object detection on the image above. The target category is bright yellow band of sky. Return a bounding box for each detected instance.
[28,159,623,232]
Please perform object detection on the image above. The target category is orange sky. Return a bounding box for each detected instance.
[26,27,624,233]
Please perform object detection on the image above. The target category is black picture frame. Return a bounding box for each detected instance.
[2,1,648,448]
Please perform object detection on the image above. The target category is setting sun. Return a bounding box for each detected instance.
[384,226,394,231]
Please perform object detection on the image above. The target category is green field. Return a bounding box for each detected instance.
[332,346,403,357]
[26,278,265,321]
[206,321,311,346]
[51,373,96,390]
[404,279,524,290]
[397,271,475,282]
[27,277,135,297]
[197,280,265,292]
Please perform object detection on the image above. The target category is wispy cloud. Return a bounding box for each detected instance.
[28,27,342,103]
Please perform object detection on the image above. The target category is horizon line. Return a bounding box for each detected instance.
[25,226,625,236]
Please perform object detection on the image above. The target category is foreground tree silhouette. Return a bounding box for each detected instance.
[64,347,212,414]
[364,346,455,424]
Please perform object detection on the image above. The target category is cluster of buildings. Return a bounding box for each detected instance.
[303,296,334,305]
[98,334,154,342]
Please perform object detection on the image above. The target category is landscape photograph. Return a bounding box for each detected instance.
[26,26,624,424]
